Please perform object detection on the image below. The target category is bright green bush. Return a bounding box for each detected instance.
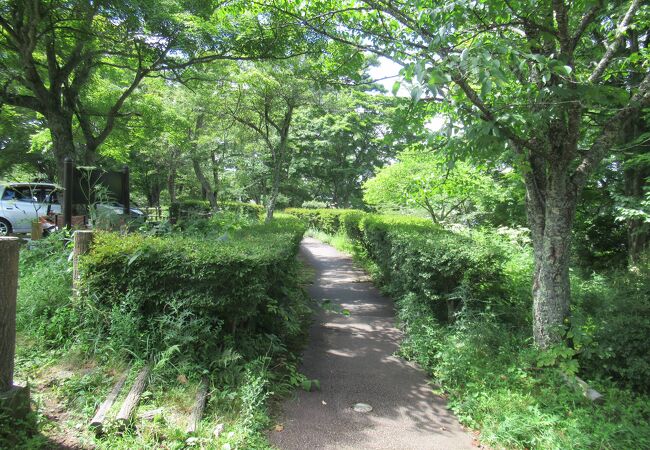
[169,199,211,221]
[355,214,507,321]
[300,200,328,209]
[170,199,264,222]
[284,208,360,235]
[79,215,307,367]
[173,210,256,236]
[222,201,265,219]
[340,210,367,243]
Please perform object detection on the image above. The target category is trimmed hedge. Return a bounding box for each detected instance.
[363,215,506,319]
[283,208,361,235]
[170,199,264,222]
[286,208,507,321]
[80,215,306,364]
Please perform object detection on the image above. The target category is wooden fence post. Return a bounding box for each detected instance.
[31,220,42,241]
[63,157,73,230]
[0,237,30,418]
[73,230,94,294]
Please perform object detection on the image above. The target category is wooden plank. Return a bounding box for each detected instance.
[116,365,151,426]
[90,371,128,432]
[186,378,209,434]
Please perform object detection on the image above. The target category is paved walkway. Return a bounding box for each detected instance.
[269,238,475,450]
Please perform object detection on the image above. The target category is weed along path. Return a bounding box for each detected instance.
[269,237,475,450]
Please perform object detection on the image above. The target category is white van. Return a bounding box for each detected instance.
[0,183,62,235]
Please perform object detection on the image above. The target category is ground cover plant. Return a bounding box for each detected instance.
[4,214,311,449]
[292,208,650,450]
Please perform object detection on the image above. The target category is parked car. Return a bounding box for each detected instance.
[0,183,145,235]
[0,183,62,235]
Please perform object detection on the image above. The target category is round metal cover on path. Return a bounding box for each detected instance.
[353,403,373,413]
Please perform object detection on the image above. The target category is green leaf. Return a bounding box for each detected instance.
[551,64,573,76]
[127,250,143,266]
[391,81,401,96]
[301,379,320,392]
[481,78,492,97]
[411,85,423,103]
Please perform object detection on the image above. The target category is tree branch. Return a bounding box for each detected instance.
[231,114,275,151]
[452,74,531,151]
[503,0,559,37]
[573,71,650,188]
[0,89,44,113]
[570,2,602,52]
[588,0,641,83]
[552,0,570,53]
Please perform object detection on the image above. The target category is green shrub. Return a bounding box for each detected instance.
[284,208,361,235]
[175,210,256,236]
[169,199,211,221]
[572,269,650,393]
[340,210,367,243]
[79,216,307,367]
[222,201,264,219]
[170,199,264,222]
[354,214,508,321]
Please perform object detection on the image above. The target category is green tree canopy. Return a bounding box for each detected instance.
[364,150,503,224]
[274,0,650,347]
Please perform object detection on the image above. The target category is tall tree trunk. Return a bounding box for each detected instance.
[265,163,281,222]
[192,158,217,210]
[168,172,177,204]
[525,156,577,349]
[167,147,180,204]
[332,183,339,207]
[147,182,162,207]
[211,151,220,208]
[188,114,217,209]
[48,113,76,182]
[624,119,650,264]
[265,104,294,222]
